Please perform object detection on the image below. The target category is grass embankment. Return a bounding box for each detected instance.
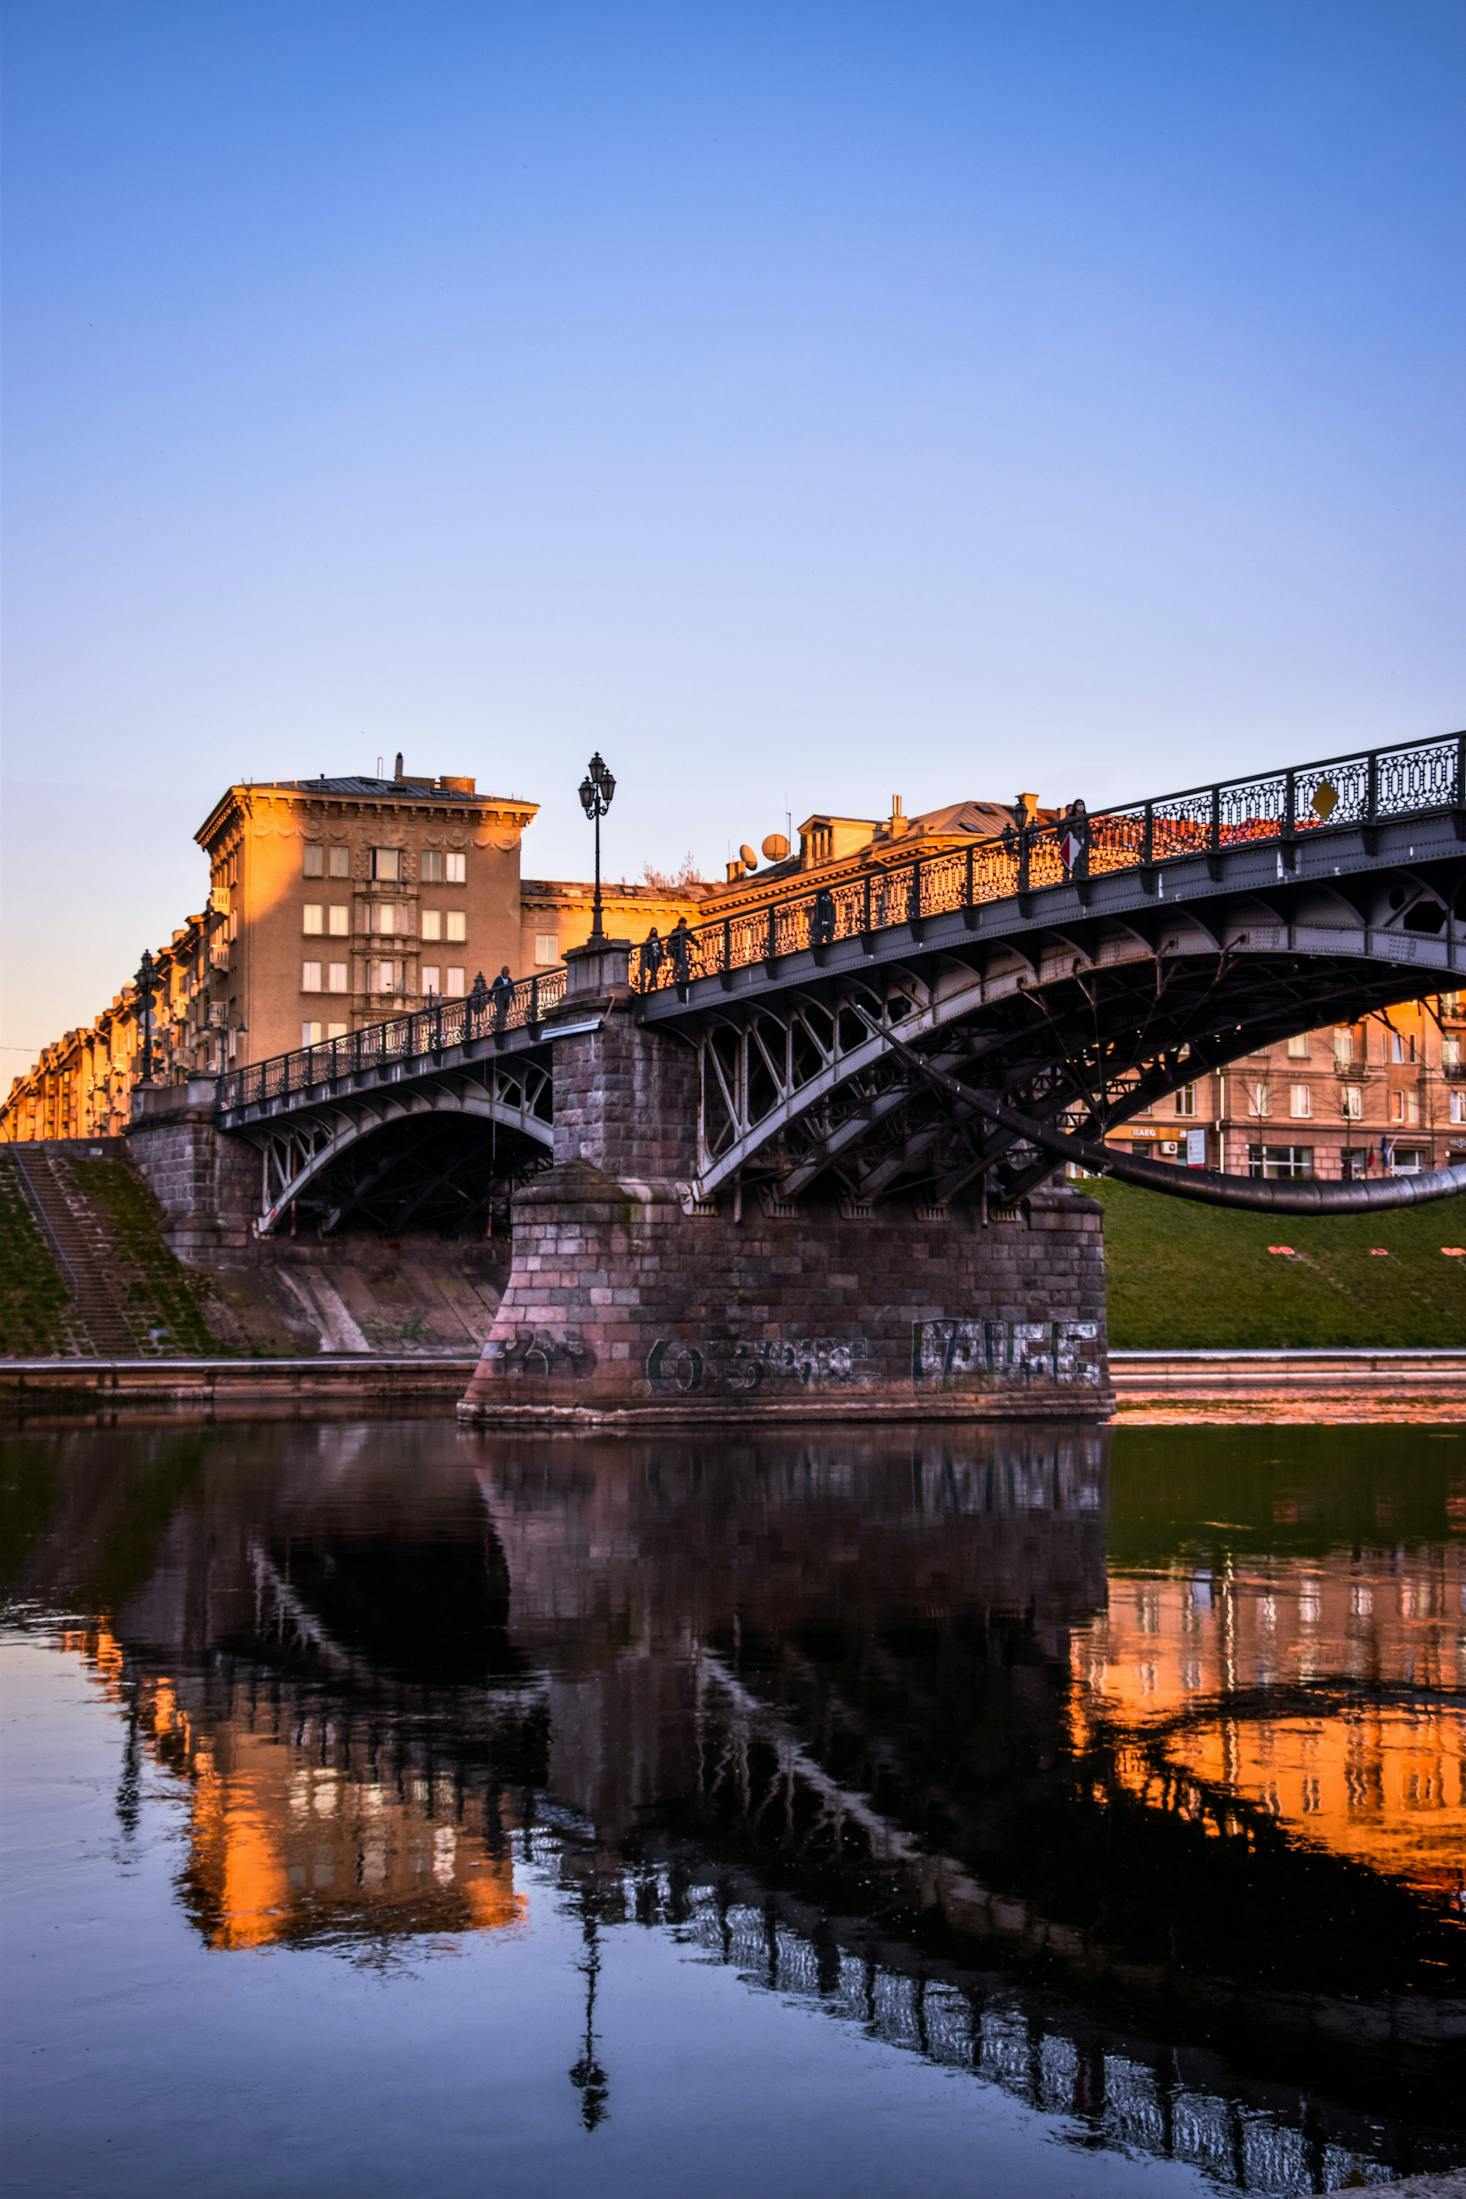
[65,1158,223,1355]
[0,1154,74,1353]
[1093,1177,1466,1349]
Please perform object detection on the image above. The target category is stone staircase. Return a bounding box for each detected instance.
[11,1147,147,1355]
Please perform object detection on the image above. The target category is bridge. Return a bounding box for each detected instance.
[131,728,1465,1421]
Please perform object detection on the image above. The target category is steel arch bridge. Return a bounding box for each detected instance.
[216,728,1466,1227]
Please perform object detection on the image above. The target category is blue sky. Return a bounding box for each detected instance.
[3,0,1463,1056]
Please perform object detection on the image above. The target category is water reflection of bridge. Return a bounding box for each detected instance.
[20,1420,1465,2190]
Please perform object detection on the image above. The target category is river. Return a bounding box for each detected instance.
[1,1418,1462,2197]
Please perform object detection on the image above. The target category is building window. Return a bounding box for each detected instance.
[1341,1147,1371,1179]
[445,910,467,942]
[1287,1033,1309,1059]
[1389,1028,1417,1064]
[303,904,324,935]
[375,904,402,935]
[422,967,440,996]
[1440,991,1462,1014]
[1341,1084,1363,1120]
[328,904,350,936]
[303,844,325,877]
[1174,1083,1197,1119]
[302,961,323,993]
[421,909,442,941]
[1390,1146,1426,1175]
[1450,1091,1466,1124]
[1246,1080,1270,1118]
[446,966,466,995]
[328,962,349,993]
[372,847,401,882]
[1248,1144,1314,1179]
[1289,1083,1312,1119]
[375,960,402,993]
[302,1020,324,1045]
[1333,1027,1354,1064]
[1443,1036,1461,1068]
[329,845,351,878]
[534,932,559,966]
[421,851,467,884]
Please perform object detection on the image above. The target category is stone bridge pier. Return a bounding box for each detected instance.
[460,945,1111,1425]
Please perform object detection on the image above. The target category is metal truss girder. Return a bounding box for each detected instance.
[688,920,1466,1205]
[239,1059,553,1233]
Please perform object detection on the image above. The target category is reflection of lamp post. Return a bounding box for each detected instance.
[577,753,616,947]
[135,950,158,1084]
[567,1887,609,2132]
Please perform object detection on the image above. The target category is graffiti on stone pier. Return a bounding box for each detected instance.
[646,1336,873,1396]
[488,1330,597,1381]
[912,1319,1102,1390]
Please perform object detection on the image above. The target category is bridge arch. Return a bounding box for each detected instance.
[245,1076,553,1235]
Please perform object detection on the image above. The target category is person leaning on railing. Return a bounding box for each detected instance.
[668,915,693,985]
[811,886,837,947]
[639,925,664,990]
[491,965,514,1028]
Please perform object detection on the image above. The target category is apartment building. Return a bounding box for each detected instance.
[1112,993,1466,1179]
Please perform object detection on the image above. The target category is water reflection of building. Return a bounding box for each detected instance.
[1069,1553,1466,1904]
[15,1419,1465,2188]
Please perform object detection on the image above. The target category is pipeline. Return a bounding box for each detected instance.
[886,1039,1466,1216]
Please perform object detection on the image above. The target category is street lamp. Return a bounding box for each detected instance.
[577,752,616,946]
[134,949,159,1085]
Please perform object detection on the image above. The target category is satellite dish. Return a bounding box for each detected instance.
[761,833,790,862]
[739,843,759,869]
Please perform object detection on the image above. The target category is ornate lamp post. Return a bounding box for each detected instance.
[577,752,616,946]
[134,949,159,1085]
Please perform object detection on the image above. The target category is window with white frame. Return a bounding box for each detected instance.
[375,960,402,993]
[1246,1080,1270,1117]
[328,904,350,936]
[1450,1090,1466,1124]
[303,905,324,935]
[1286,1033,1309,1059]
[328,1021,347,1040]
[329,845,351,878]
[303,845,325,877]
[302,1020,324,1045]
[1174,1083,1197,1118]
[422,967,440,996]
[375,904,402,935]
[446,850,466,884]
[421,851,446,883]
[302,961,323,993]
[534,933,559,966]
[1333,1027,1354,1064]
[372,847,401,882]
[1443,1035,1461,1067]
[446,910,467,942]
[446,966,466,995]
[421,850,467,885]
[1341,1084,1363,1120]
[1289,1083,1312,1118]
[327,962,349,994]
[421,909,442,941]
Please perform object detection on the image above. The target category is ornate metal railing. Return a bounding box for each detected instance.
[217,967,568,1111]
[637,728,1466,993]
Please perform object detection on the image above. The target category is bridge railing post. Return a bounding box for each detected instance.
[766,903,778,964]
[1367,750,1379,823]
[1457,732,1466,810]
[1142,800,1155,866]
[1209,784,1221,853]
[1018,828,1031,897]
[1283,769,1296,840]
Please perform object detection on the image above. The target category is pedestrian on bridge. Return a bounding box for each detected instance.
[811,886,837,948]
[491,965,514,1028]
[669,916,693,986]
[639,926,664,989]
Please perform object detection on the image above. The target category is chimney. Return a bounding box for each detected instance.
[439,775,476,795]
[394,752,405,781]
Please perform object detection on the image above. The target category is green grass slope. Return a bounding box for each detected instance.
[1092,1176,1466,1348]
[0,1154,74,1353]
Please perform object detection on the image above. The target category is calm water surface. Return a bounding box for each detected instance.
[1,1419,1462,2199]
